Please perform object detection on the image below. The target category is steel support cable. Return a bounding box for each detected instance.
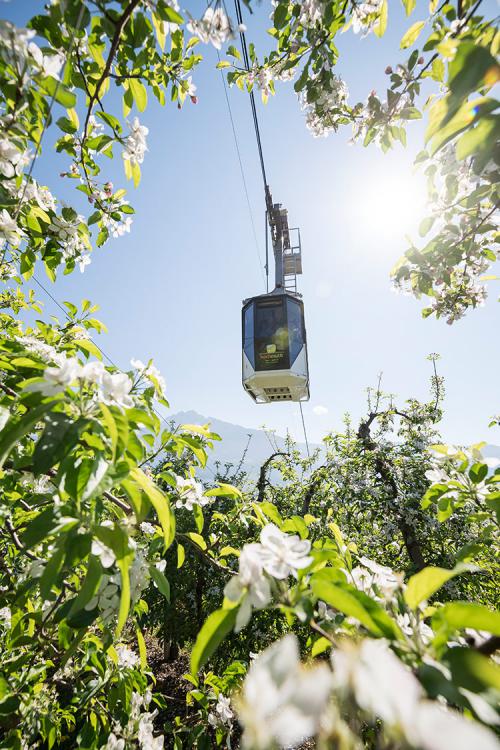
[233,0,272,213]
[216,51,266,286]
[299,401,311,458]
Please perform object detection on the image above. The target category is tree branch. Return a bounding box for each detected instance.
[257,452,288,503]
[83,0,142,139]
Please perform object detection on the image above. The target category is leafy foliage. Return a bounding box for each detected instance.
[0,1,498,749]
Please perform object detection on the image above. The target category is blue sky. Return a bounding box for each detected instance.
[5,0,500,445]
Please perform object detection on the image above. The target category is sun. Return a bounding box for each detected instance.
[353,167,428,246]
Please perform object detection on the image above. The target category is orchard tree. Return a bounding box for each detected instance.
[0,1,499,749]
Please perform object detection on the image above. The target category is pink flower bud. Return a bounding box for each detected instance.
[418,56,424,65]
[191,95,198,104]
[88,196,94,204]
[385,66,393,74]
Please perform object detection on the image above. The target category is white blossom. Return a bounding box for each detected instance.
[187,7,235,49]
[208,693,233,728]
[239,634,333,749]
[257,523,313,579]
[224,543,272,632]
[0,139,24,178]
[102,733,125,750]
[16,336,62,364]
[27,356,82,396]
[140,521,156,536]
[99,372,134,409]
[175,476,211,511]
[116,645,140,669]
[332,639,422,730]
[351,0,384,36]
[351,556,403,599]
[0,607,11,629]
[0,209,23,246]
[91,539,116,569]
[131,358,166,394]
[123,117,149,167]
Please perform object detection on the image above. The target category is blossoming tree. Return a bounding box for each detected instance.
[0,0,499,749]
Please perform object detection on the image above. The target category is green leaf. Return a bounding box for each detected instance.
[68,555,103,616]
[311,575,402,639]
[311,636,332,657]
[433,602,500,636]
[39,75,76,108]
[205,483,241,498]
[129,467,175,549]
[193,504,204,533]
[456,115,499,160]
[150,564,170,601]
[427,97,499,155]
[274,3,288,29]
[191,607,237,674]
[177,542,185,568]
[449,43,500,102]
[94,524,134,637]
[161,5,184,24]
[419,216,435,237]
[33,413,88,475]
[39,545,65,599]
[373,0,388,38]
[400,20,426,49]
[56,116,77,134]
[185,531,207,551]
[0,402,54,469]
[402,0,416,16]
[136,626,148,670]
[404,564,476,610]
[446,647,500,692]
[129,78,148,112]
[21,508,78,548]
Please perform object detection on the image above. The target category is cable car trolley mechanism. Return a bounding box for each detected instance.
[242,189,310,404]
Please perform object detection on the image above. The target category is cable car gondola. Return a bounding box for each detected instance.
[242,195,310,403]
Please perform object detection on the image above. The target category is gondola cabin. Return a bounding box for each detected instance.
[242,291,309,403]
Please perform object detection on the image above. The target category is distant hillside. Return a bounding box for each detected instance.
[167,410,317,480]
[165,410,500,481]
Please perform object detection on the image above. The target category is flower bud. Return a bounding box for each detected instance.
[191,95,198,104]
[418,56,424,65]
[385,66,393,74]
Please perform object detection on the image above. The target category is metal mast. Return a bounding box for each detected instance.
[266,187,303,294]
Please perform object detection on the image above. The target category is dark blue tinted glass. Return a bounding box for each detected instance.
[243,303,255,368]
[254,297,290,371]
[287,298,304,365]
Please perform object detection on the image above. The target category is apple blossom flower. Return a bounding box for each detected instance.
[187,7,235,49]
[175,475,211,511]
[116,645,140,669]
[98,372,134,409]
[91,539,116,568]
[27,356,82,396]
[0,139,23,178]
[351,0,384,36]
[224,543,272,631]
[122,117,149,167]
[140,521,157,536]
[258,523,313,579]
[238,634,333,749]
[208,694,233,728]
[0,209,23,246]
